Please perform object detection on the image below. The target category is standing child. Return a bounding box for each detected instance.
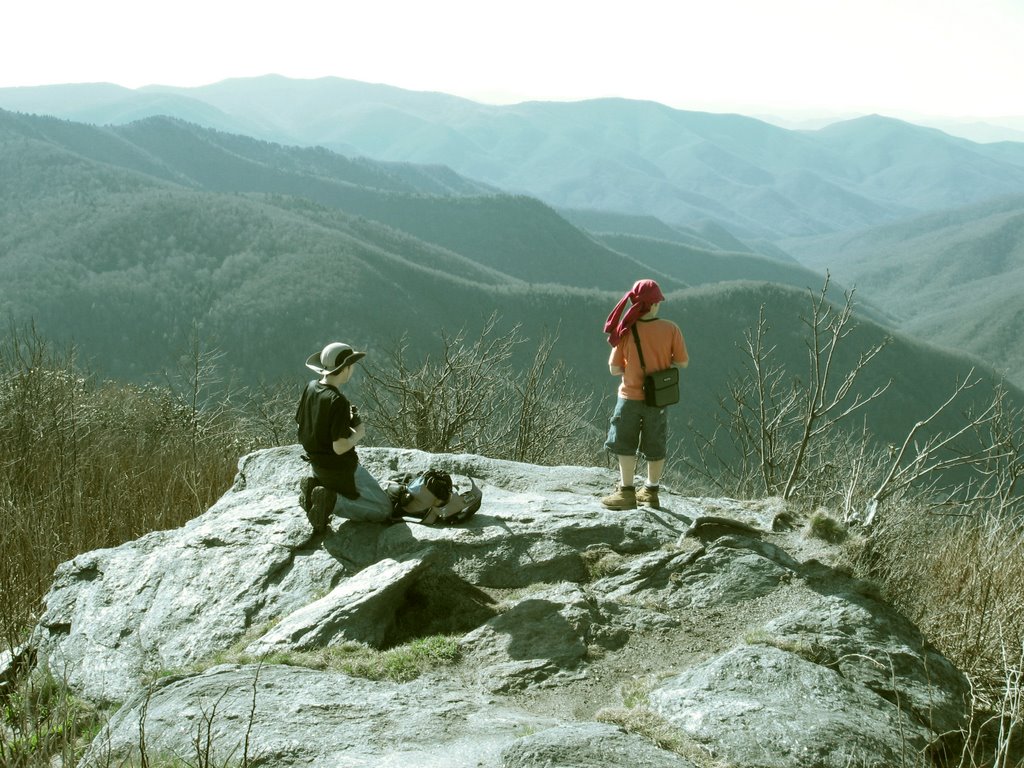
[601,279,688,510]
[296,342,392,532]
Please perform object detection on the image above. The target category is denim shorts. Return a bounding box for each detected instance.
[604,397,668,461]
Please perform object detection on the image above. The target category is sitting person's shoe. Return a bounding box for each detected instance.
[636,485,660,508]
[601,486,636,510]
[307,486,336,534]
[298,476,319,513]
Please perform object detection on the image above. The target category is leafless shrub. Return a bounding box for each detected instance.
[498,329,601,465]
[360,314,518,454]
[361,314,601,465]
[0,325,241,649]
[685,275,889,502]
[233,382,296,450]
[686,276,1023,528]
[848,376,1024,528]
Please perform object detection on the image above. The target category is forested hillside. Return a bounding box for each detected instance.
[1,108,1018,462]
[595,233,887,320]
[786,195,1024,386]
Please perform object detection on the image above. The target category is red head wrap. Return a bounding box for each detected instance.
[604,279,665,346]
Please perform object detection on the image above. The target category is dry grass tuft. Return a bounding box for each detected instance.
[595,706,727,766]
[853,501,1024,766]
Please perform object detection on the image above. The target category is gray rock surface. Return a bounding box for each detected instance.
[33,446,682,703]
[0,643,34,696]
[461,582,630,692]
[649,644,929,768]
[28,446,969,767]
[82,663,561,768]
[499,722,699,768]
[761,589,970,736]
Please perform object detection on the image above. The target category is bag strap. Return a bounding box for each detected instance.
[630,324,648,373]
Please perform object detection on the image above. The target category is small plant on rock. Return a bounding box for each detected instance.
[806,509,848,543]
[581,546,627,581]
[744,630,835,667]
[595,706,727,767]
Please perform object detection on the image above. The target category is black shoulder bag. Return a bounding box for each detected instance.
[631,323,680,407]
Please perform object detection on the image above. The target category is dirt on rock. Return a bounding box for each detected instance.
[484,512,853,724]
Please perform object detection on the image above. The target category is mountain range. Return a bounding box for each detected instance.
[1,102,1018,464]
[5,76,1024,242]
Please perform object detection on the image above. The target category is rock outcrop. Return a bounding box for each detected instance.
[28,446,969,767]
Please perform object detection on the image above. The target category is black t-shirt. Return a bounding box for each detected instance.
[295,380,358,482]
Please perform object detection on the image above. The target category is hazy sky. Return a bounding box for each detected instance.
[5,0,1022,120]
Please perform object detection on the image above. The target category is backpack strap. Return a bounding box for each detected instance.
[630,324,648,373]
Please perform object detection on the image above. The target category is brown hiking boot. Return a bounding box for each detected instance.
[298,476,319,513]
[308,486,336,534]
[601,486,636,510]
[636,485,660,508]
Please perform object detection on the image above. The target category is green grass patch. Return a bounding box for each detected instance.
[0,670,105,768]
[190,634,462,684]
[334,635,461,682]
